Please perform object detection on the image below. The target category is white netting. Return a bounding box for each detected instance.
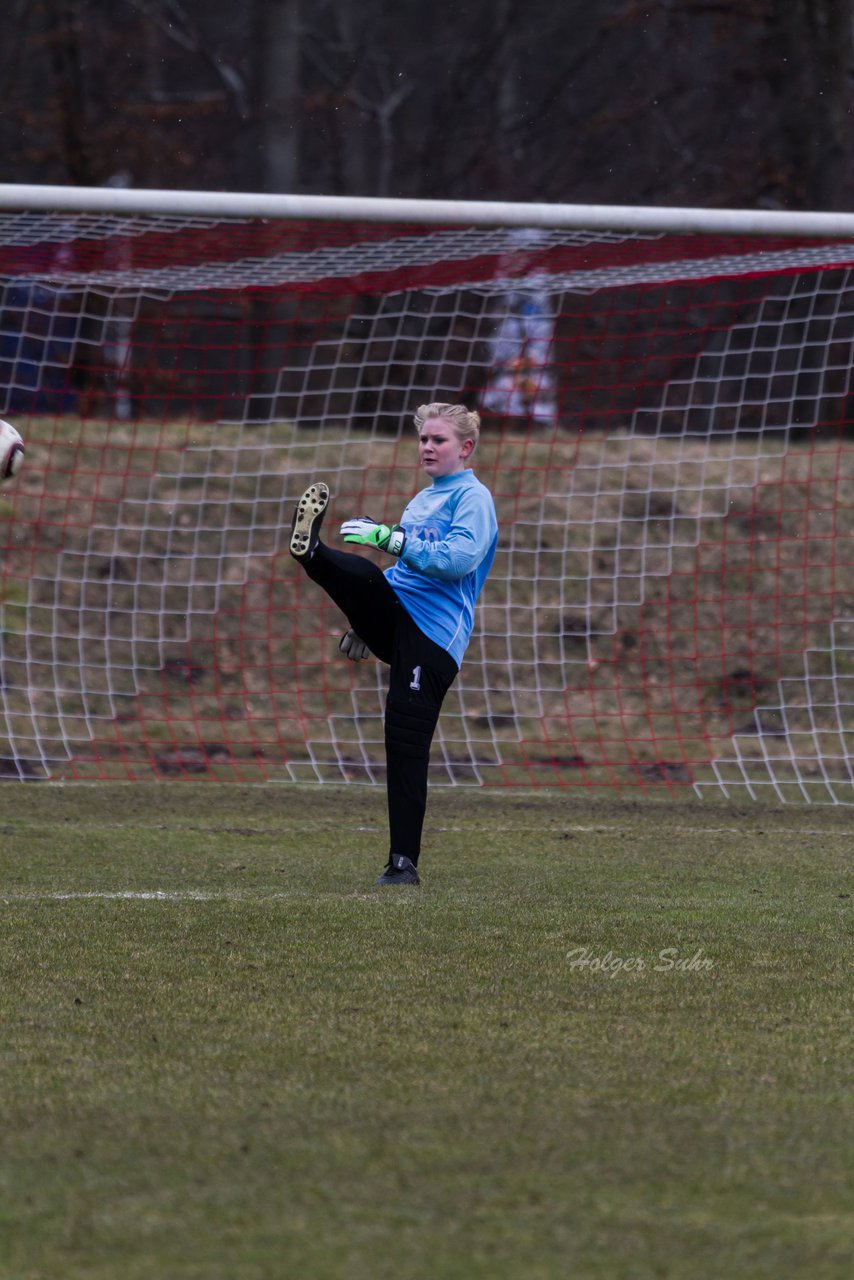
[0,205,851,799]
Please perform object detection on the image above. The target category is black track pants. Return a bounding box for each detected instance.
[303,544,458,863]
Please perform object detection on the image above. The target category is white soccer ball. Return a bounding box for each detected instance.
[0,419,24,482]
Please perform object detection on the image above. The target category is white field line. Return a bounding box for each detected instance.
[1,890,358,903]
[5,890,222,902]
[57,890,215,900]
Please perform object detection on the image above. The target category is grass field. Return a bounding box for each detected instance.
[1,784,852,1279]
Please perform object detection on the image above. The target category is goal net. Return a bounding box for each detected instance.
[0,193,852,801]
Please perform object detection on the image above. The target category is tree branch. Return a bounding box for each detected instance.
[122,0,251,118]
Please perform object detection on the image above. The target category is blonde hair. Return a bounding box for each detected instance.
[413,402,481,449]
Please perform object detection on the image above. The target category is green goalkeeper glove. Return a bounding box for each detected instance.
[339,517,406,556]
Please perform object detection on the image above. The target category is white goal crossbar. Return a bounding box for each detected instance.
[1,183,854,239]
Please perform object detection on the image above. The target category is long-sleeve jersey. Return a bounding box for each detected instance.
[384,468,498,668]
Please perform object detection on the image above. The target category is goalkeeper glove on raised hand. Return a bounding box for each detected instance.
[339,629,371,661]
[339,517,406,556]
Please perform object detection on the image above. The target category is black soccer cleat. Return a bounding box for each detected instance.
[289,481,330,561]
[375,855,420,886]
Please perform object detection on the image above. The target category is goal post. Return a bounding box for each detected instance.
[0,185,851,802]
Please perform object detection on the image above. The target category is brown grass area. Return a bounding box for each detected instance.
[0,419,851,794]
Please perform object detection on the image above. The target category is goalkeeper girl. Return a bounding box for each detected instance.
[289,402,498,886]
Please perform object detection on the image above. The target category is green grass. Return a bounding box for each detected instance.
[1,785,852,1279]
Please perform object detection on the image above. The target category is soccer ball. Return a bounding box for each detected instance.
[0,419,24,482]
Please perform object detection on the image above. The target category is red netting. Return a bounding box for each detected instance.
[0,208,851,800]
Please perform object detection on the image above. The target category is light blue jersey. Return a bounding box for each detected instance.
[385,469,498,668]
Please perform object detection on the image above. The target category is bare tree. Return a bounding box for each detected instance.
[300,0,416,196]
[764,0,853,209]
[252,0,301,192]
[42,0,97,184]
